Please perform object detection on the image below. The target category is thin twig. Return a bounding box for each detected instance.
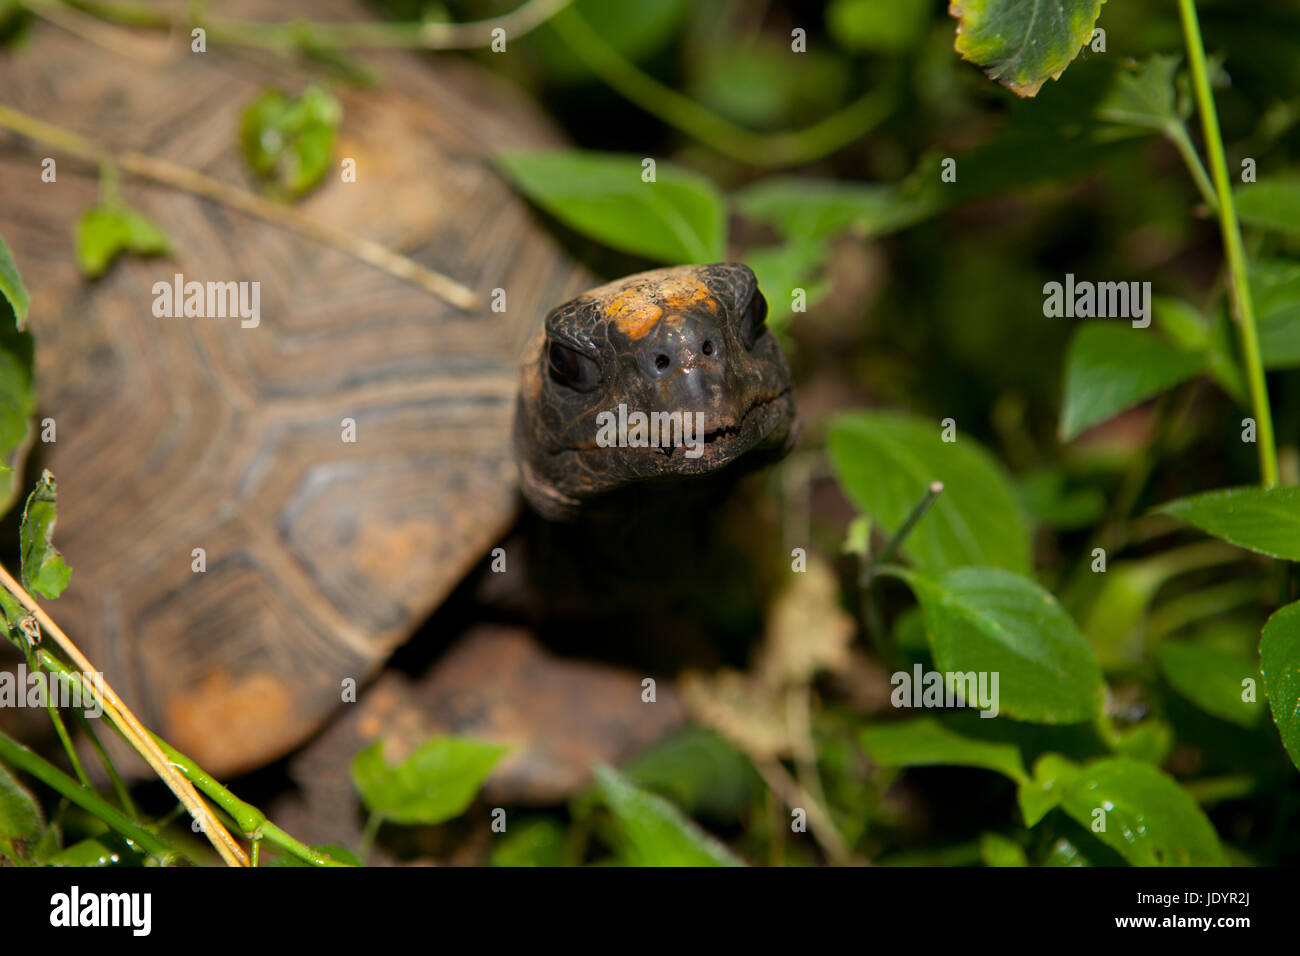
[0,564,247,867]
[753,757,857,865]
[0,103,479,310]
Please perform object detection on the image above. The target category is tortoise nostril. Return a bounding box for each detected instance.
[655,354,670,370]
[702,340,713,356]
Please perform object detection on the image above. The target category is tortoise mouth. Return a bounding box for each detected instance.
[651,389,790,462]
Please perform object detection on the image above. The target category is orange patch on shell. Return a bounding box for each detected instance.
[165,670,294,775]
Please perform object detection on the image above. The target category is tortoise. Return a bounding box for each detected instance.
[0,0,797,806]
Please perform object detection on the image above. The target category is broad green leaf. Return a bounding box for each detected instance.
[1260,602,1300,771]
[828,411,1032,575]
[1156,642,1264,729]
[979,832,1028,866]
[1095,54,1183,131]
[75,205,172,278]
[1155,487,1300,562]
[351,736,508,826]
[1018,469,1105,530]
[1236,178,1300,239]
[1252,258,1300,368]
[240,86,341,198]
[950,0,1106,98]
[19,470,71,599]
[1059,323,1204,440]
[0,237,34,491]
[0,760,42,844]
[859,716,1028,783]
[743,236,831,335]
[0,233,29,329]
[734,176,940,243]
[43,836,131,867]
[594,765,743,866]
[498,149,725,264]
[1017,753,1081,826]
[1152,296,1246,402]
[896,567,1106,724]
[620,726,757,823]
[1057,758,1226,865]
[827,0,931,53]
[489,817,567,867]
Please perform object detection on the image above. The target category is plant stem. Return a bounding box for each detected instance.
[1178,0,1278,488]
[548,6,895,168]
[0,729,179,863]
[77,710,138,820]
[1164,120,1218,214]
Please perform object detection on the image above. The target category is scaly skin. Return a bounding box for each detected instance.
[514,263,799,519]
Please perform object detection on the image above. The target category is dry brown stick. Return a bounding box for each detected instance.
[0,563,248,867]
[754,756,856,865]
[0,103,480,311]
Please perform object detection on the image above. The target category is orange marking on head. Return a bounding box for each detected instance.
[606,288,663,340]
[660,276,717,314]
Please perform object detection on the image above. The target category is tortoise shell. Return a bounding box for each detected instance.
[0,0,590,775]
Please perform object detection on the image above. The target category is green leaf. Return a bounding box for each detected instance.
[1017,753,1081,826]
[859,716,1028,783]
[895,567,1106,724]
[1059,324,1204,440]
[689,42,851,132]
[828,411,1032,575]
[498,149,726,264]
[1095,54,1183,131]
[0,233,29,329]
[19,470,71,599]
[1,232,36,504]
[1252,258,1300,368]
[240,86,341,198]
[1236,177,1300,239]
[74,205,172,279]
[0,759,43,847]
[743,236,831,335]
[979,832,1028,866]
[531,0,689,85]
[350,736,508,826]
[489,817,567,867]
[827,0,931,53]
[1156,642,1264,729]
[43,836,133,867]
[1018,469,1105,530]
[620,726,757,823]
[1260,602,1300,771]
[1155,487,1300,562]
[593,765,743,866]
[950,0,1106,98]
[1057,758,1226,866]
[734,176,940,244]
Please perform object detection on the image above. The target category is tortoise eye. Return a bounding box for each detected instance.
[739,290,768,349]
[547,341,602,393]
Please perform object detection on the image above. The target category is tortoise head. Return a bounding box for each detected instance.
[514,263,797,519]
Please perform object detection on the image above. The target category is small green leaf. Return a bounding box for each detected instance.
[0,233,29,329]
[950,0,1107,98]
[1260,602,1300,771]
[828,411,1032,575]
[1057,758,1226,865]
[489,817,567,867]
[593,765,743,866]
[1236,177,1300,239]
[1156,642,1264,728]
[620,726,757,823]
[1059,323,1204,440]
[351,736,508,826]
[744,236,831,335]
[19,470,71,599]
[1095,54,1183,131]
[734,176,940,243]
[827,0,931,53]
[1017,753,1081,826]
[1155,487,1300,562]
[979,832,1029,866]
[1252,258,1300,368]
[859,716,1028,783]
[240,86,341,198]
[0,760,42,845]
[1018,469,1105,530]
[895,567,1106,724]
[498,149,726,264]
[75,205,172,279]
